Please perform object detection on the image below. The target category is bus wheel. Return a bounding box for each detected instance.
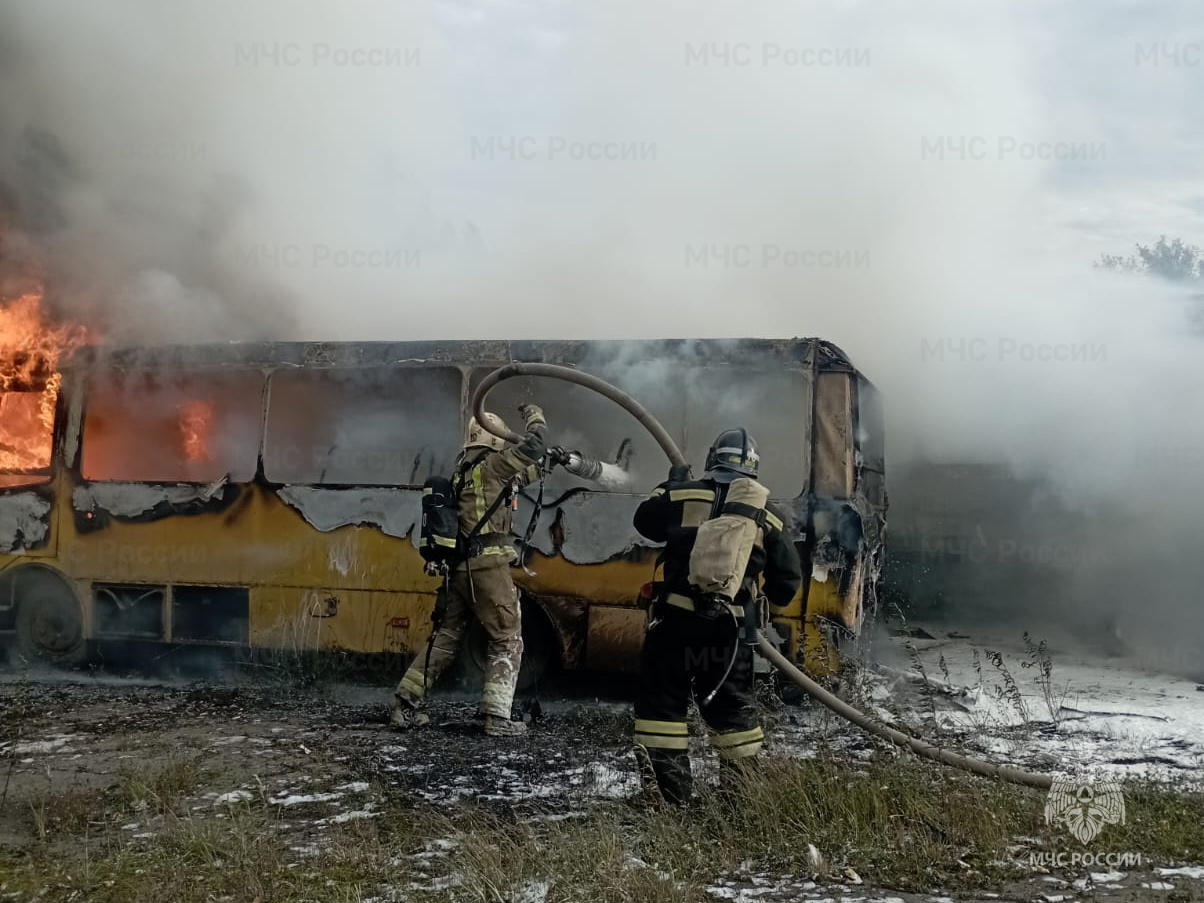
[14,576,87,667]
[461,599,561,693]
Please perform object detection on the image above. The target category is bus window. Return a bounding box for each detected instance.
[0,390,52,487]
[683,368,810,497]
[81,370,264,483]
[468,363,686,494]
[857,377,885,473]
[264,367,462,486]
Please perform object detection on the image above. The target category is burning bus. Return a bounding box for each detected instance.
[0,335,886,683]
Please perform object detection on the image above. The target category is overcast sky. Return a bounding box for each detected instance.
[2,0,1202,469]
[3,0,1203,343]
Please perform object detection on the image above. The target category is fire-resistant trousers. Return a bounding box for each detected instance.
[633,602,764,804]
[394,556,524,719]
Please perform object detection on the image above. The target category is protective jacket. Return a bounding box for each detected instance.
[394,405,548,722]
[630,474,803,805]
[454,411,546,563]
[633,477,802,609]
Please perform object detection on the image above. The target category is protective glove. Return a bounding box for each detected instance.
[515,404,548,462]
[518,402,547,431]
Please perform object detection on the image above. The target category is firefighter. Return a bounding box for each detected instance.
[391,403,547,738]
[631,428,803,804]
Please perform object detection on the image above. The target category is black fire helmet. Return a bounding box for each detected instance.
[703,428,760,482]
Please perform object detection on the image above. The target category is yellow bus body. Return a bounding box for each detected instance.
[0,339,886,681]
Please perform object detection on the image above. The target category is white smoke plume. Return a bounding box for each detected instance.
[2,1,1202,668]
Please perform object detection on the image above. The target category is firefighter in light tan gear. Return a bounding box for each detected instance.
[391,404,547,738]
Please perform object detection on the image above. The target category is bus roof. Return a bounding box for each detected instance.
[63,337,870,378]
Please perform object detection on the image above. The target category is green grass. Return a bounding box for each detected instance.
[3,813,411,903]
[118,756,208,813]
[21,756,208,844]
[1110,780,1204,862]
[3,750,1201,902]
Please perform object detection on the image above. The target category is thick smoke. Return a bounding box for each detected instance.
[2,1,1202,670]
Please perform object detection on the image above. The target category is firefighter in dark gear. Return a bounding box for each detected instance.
[391,404,547,738]
[632,428,803,804]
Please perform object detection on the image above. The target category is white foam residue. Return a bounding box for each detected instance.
[706,875,826,902]
[512,879,550,903]
[528,811,586,823]
[408,874,463,892]
[72,482,226,518]
[1143,881,1175,889]
[407,838,462,868]
[276,486,420,541]
[1072,871,1126,890]
[214,790,254,805]
[318,804,379,825]
[336,781,370,793]
[0,492,52,552]
[400,746,637,804]
[271,791,343,806]
[5,736,73,754]
[888,633,1204,778]
[1157,866,1204,879]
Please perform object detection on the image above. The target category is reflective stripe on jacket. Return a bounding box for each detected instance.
[632,477,803,608]
[455,429,544,561]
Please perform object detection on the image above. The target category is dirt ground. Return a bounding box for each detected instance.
[1,653,1201,902]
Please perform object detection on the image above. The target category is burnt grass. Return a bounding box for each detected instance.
[0,672,1202,903]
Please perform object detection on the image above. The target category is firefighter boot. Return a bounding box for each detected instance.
[483,714,528,738]
[628,744,669,810]
[389,696,430,730]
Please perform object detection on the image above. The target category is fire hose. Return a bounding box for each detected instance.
[472,362,1053,791]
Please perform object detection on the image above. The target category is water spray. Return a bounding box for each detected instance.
[472,362,1054,791]
[558,449,630,490]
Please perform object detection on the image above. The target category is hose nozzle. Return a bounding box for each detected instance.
[563,450,604,481]
[552,447,631,489]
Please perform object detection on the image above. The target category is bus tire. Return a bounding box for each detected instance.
[12,571,87,667]
[460,598,561,693]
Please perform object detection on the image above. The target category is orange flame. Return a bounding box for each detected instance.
[179,400,215,463]
[0,289,91,474]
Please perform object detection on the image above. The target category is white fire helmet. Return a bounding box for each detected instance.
[465,412,509,451]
